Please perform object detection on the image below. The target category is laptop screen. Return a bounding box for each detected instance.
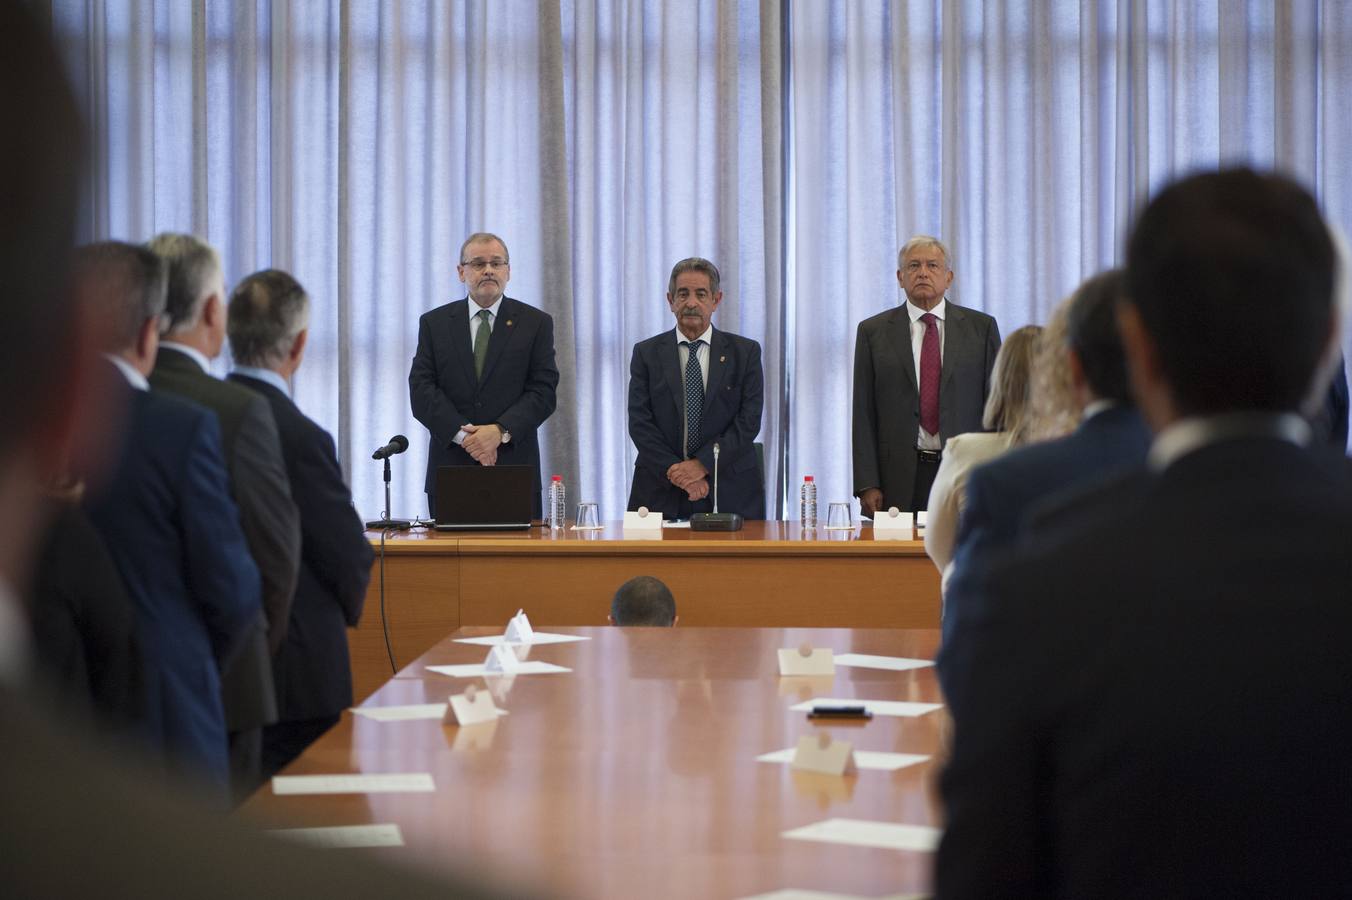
[434,465,534,530]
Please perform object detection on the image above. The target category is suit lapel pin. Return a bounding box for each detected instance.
[506,319,513,327]
[719,355,726,363]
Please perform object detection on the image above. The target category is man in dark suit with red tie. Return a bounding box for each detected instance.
[226,269,375,779]
[853,236,1002,515]
[627,257,765,520]
[409,233,559,519]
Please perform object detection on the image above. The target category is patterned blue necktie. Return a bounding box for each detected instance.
[682,339,704,457]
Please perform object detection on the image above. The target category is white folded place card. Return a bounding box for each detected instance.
[871,507,914,539]
[757,747,930,772]
[270,824,405,849]
[454,632,588,647]
[915,510,928,537]
[789,697,944,718]
[790,733,856,776]
[782,818,942,852]
[504,608,534,644]
[622,506,663,534]
[444,685,502,726]
[426,661,572,678]
[271,773,435,795]
[483,643,520,673]
[832,653,934,672]
[778,643,835,676]
[451,716,500,751]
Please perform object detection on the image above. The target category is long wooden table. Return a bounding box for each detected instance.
[247,626,947,900]
[349,522,941,703]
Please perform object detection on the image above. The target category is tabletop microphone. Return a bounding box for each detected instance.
[691,442,744,532]
[371,434,409,460]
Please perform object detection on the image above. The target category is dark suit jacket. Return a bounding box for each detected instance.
[30,502,142,732]
[151,346,300,732]
[82,368,262,791]
[852,301,1000,509]
[945,405,1151,624]
[230,373,374,720]
[626,328,765,519]
[935,436,1352,899]
[409,296,559,518]
[1312,354,1349,450]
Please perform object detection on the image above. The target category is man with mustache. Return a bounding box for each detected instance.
[627,257,765,520]
[853,236,1002,515]
[410,233,559,519]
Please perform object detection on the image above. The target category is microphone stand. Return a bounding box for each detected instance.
[365,456,412,530]
[690,442,744,532]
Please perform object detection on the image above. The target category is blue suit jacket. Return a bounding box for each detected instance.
[83,367,261,792]
[229,374,373,720]
[409,296,559,518]
[947,405,1152,608]
[627,328,765,519]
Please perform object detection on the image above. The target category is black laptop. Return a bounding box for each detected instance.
[434,465,534,531]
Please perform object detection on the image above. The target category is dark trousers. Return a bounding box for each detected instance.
[260,715,341,782]
[913,450,942,513]
[227,726,261,806]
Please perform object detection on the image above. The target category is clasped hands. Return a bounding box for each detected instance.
[667,458,709,501]
[460,423,502,466]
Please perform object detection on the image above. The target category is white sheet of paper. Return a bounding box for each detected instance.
[426,661,572,678]
[778,647,835,676]
[453,632,589,646]
[270,823,405,849]
[661,520,691,529]
[504,609,534,643]
[782,818,942,852]
[789,697,944,718]
[832,653,934,672]
[350,703,448,722]
[272,773,435,795]
[757,748,930,771]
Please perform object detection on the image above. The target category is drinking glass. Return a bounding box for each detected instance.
[575,501,601,530]
[825,501,853,530]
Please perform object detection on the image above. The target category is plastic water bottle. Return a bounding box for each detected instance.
[799,475,817,530]
[548,475,566,531]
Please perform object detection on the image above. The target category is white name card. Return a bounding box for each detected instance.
[791,733,856,776]
[483,643,520,674]
[504,608,535,644]
[915,510,928,538]
[778,643,835,676]
[871,507,914,539]
[444,685,502,726]
[622,506,663,535]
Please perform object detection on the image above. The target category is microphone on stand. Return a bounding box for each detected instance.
[365,434,413,530]
[690,442,744,532]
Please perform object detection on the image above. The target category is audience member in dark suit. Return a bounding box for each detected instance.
[1312,354,1348,450]
[409,232,559,519]
[146,232,300,799]
[226,269,375,779]
[627,257,765,520]
[854,236,1002,514]
[29,496,142,732]
[75,243,262,798]
[935,169,1352,898]
[943,269,1151,629]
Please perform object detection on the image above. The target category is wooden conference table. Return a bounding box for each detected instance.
[245,625,947,900]
[350,522,941,703]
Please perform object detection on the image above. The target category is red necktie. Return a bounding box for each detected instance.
[919,312,941,436]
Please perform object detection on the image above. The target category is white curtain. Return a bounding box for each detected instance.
[50,0,1352,522]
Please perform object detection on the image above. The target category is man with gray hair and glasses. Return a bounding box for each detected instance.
[410,232,559,520]
[227,270,374,779]
[146,232,300,801]
[853,236,1001,515]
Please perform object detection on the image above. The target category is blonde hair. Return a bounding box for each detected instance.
[982,324,1043,443]
[1023,294,1082,442]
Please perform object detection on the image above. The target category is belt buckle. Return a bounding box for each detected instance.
[917,448,941,463]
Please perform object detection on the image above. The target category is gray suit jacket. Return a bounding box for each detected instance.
[852,301,1000,510]
[150,347,301,731]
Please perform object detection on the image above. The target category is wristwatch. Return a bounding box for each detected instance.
[497,423,511,444]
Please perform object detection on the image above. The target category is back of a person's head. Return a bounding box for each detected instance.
[228,269,310,367]
[982,324,1043,437]
[0,2,84,461]
[610,576,677,627]
[145,232,222,335]
[1126,168,1336,416]
[1066,269,1131,404]
[73,242,169,354]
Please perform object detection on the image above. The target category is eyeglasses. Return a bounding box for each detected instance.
[461,258,509,271]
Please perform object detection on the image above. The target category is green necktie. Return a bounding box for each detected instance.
[473,308,491,378]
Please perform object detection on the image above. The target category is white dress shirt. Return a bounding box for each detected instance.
[907,298,947,450]
[103,353,149,391]
[232,365,290,395]
[675,324,713,390]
